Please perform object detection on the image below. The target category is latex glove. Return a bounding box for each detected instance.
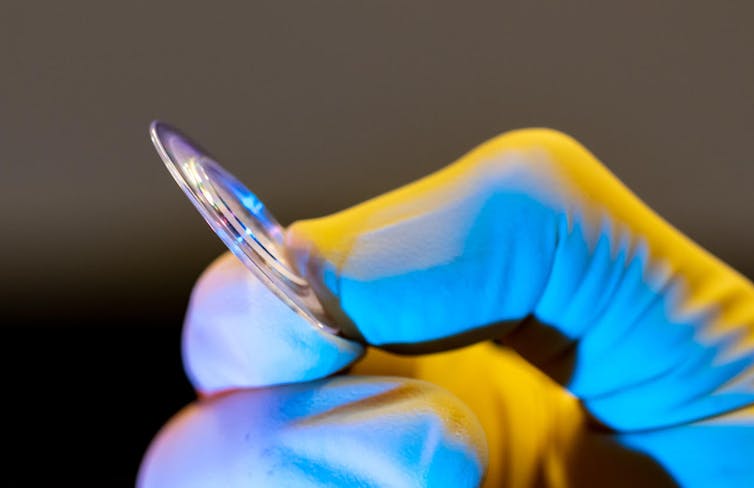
[139,129,754,487]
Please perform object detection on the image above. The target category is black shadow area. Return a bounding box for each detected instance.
[2,324,194,487]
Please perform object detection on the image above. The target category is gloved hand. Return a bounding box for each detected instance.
[138,129,754,487]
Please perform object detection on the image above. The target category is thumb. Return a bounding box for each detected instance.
[287,128,754,432]
[182,252,364,395]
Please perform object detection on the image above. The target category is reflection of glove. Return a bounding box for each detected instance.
[139,129,754,487]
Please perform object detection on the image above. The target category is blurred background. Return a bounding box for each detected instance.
[2,1,752,485]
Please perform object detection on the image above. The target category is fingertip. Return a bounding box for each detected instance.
[182,252,364,394]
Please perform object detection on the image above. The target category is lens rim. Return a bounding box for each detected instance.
[150,121,339,335]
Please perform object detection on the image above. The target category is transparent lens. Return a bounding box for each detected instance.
[151,121,338,334]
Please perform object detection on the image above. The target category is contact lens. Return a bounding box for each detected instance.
[150,121,339,335]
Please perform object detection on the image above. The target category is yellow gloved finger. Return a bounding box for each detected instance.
[286,128,754,486]
[286,128,754,430]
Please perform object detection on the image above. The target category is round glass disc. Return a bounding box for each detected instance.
[150,121,338,334]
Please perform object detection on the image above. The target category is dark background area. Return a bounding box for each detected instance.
[2,1,752,485]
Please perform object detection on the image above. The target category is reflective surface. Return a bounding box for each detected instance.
[150,121,338,334]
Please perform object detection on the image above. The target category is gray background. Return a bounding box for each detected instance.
[2,2,753,484]
[2,1,752,321]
